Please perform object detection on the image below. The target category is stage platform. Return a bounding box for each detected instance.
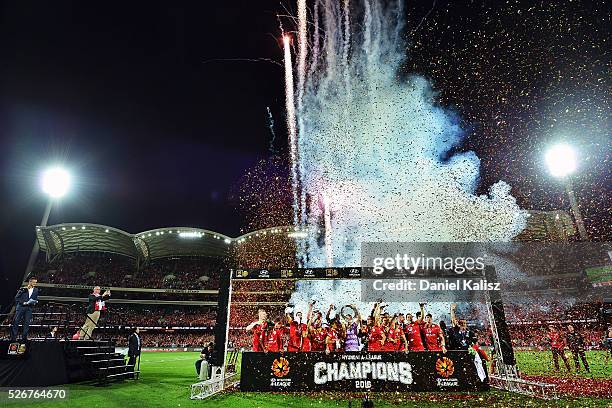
[0,339,133,387]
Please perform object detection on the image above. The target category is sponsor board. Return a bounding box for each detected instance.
[7,343,27,356]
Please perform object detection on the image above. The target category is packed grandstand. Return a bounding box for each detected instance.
[1,211,610,354]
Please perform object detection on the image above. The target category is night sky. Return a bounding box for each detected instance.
[0,1,609,304]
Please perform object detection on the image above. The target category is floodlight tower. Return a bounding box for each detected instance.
[22,167,72,282]
[544,144,588,241]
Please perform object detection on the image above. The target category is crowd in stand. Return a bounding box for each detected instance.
[232,280,295,293]
[509,323,605,349]
[34,255,132,286]
[34,254,222,290]
[231,232,297,269]
[109,306,217,327]
[110,332,214,348]
[504,300,603,323]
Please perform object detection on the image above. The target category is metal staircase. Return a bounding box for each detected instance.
[66,339,139,385]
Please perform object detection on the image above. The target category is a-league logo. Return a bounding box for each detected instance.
[272,357,290,377]
[435,357,454,378]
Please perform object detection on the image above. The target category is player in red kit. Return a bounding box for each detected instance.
[547,324,571,371]
[300,320,312,352]
[368,302,386,351]
[404,304,426,351]
[384,316,407,352]
[310,309,326,351]
[264,318,285,352]
[287,302,314,352]
[423,312,447,353]
[311,325,326,351]
[300,303,314,352]
[245,308,268,352]
[325,322,341,354]
[286,311,303,352]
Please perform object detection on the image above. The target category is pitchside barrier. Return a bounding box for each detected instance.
[240,351,489,392]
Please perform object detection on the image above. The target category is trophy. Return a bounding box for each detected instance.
[340,305,357,321]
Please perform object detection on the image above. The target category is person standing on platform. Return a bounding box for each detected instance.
[77,286,110,340]
[10,276,39,342]
[127,327,141,372]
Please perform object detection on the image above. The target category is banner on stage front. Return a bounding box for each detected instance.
[240,351,489,392]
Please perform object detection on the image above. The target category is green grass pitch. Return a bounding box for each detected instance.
[3,351,610,407]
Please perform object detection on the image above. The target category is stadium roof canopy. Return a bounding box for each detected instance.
[36,223,309,262]
[36,224,234,262]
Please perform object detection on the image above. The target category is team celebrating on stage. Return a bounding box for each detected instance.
[246,301,477,354]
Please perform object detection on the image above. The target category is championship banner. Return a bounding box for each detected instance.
[240,351,489,392]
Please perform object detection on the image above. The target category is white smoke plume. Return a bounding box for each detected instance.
[290,0,528,268]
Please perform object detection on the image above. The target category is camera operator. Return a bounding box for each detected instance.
[196,342,214,379]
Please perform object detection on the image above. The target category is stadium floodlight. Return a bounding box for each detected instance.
[41,166,71,198]
[545,143,576,178]
[24,165,73,282]
[544,143,588,240]
[179,231,203,239]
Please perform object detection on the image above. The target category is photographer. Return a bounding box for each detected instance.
[196,342,214,379]
[10,276,39,342]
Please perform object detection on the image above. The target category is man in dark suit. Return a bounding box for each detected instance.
[46,326,58,339]
[449,304,476,350]
[11,276,38,341]
[10,277,39,341]
[127,327,141,369]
